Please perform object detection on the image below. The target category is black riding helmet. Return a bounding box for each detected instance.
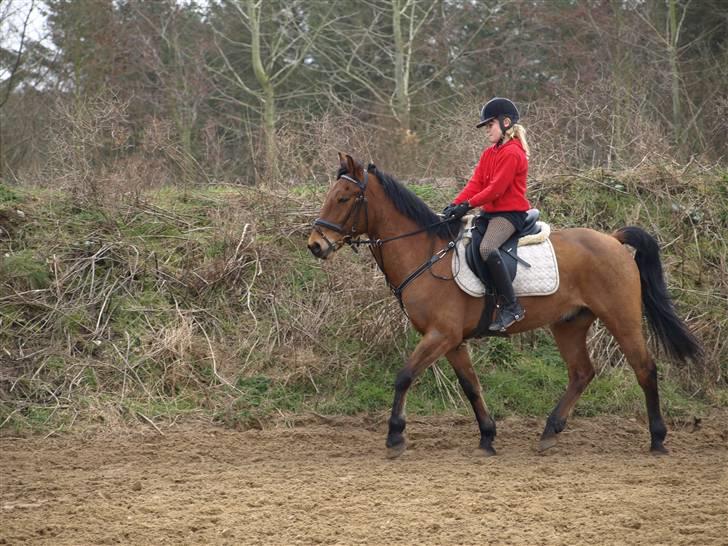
[476,97,520,129]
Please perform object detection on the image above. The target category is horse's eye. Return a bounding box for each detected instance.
[338,197,350,203]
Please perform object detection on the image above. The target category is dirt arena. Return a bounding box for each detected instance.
[2,412,726,545]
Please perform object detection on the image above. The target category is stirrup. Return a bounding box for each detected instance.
[489,304,525,332]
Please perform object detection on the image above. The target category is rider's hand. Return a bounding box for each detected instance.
[442,201,470,220]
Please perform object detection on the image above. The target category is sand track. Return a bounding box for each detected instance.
[2,413,727,545]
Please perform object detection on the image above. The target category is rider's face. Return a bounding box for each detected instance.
[484,117,510,144]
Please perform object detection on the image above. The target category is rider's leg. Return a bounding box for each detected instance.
[479,216,525,332]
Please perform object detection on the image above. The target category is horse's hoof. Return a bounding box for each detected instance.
[538,435,558,452]
[650,444,669,456]
[477,446,497,457]
[386,442,407,459]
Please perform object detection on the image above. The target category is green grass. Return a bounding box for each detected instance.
[0,182,21,204]
[110,291,173,333]
[0,250,51,290]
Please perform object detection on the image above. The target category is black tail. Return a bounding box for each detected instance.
[613,226,704,364]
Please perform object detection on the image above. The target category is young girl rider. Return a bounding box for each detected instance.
[442,97,531,332]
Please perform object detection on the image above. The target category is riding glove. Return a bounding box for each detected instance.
[442,201,470,220]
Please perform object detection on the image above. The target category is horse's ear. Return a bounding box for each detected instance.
[337,151,346,166]
[345,153,358,176]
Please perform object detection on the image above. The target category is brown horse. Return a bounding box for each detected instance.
[307,153,703,457]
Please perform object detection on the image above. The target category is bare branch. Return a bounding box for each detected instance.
[0,0,35,109]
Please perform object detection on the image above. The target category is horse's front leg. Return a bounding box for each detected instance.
[445,343,497,455]
[386,329,454,459]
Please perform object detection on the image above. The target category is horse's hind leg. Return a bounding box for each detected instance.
[600,317,668,454]
[540,310,597,451]
[446,344,497,455]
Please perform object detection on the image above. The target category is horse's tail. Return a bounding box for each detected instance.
[613,226,704,364]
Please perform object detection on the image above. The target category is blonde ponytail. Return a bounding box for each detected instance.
[504,124,530,158]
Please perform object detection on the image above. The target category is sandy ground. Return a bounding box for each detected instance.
[1,412,727,545]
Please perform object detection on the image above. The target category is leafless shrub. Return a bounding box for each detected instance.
[37,93,129,198]
[33,92,209,202]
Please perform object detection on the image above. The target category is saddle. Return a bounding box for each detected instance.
[464,209,542,288]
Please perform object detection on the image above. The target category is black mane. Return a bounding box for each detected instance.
[338,165,456,240]
[375,168,457,239]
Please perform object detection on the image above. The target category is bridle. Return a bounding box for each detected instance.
[312,169,369,251]
[311,166,459,311]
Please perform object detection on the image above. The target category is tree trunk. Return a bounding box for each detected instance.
[248,0,277,183]
[392,0,410,134]
[667,0,682,145]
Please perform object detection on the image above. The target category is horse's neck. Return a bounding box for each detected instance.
[367,199,438,287]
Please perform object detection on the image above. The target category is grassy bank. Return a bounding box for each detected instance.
[1,163,726,433]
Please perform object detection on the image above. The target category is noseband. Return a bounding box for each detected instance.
[312,170,369,248]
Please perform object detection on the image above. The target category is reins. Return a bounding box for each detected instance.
[348,218,454,249]
[388,240,457,308]
[313,166,460,311]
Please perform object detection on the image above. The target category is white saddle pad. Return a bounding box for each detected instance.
[452,222,559,298]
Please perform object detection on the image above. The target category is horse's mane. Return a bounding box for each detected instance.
[338,165,456,240]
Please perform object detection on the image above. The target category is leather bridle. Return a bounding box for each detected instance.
[312,170,369,251]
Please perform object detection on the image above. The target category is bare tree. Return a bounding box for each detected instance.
[209,0,335,183]
[0,0,35,109]
[633,0,721,148]
[129,1,212,181]
[0,0,35,177]
[313,0,494,136]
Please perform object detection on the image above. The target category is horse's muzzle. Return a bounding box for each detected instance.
[308,240,333,259]
[308,241,324,258]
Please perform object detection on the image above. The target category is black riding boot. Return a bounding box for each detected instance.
[486,251,525,332]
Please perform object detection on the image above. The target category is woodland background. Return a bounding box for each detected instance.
[1,0,726,432]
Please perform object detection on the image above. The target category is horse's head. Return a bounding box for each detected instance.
[308,153,370,259]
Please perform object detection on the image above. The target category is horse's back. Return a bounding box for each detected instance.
[551,227,635,270]
[548,226,642,314]
[551,226,624,247]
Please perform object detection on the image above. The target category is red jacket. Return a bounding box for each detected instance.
[453,138,530,212]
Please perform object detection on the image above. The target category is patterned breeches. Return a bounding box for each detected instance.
[479,216,516,260]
